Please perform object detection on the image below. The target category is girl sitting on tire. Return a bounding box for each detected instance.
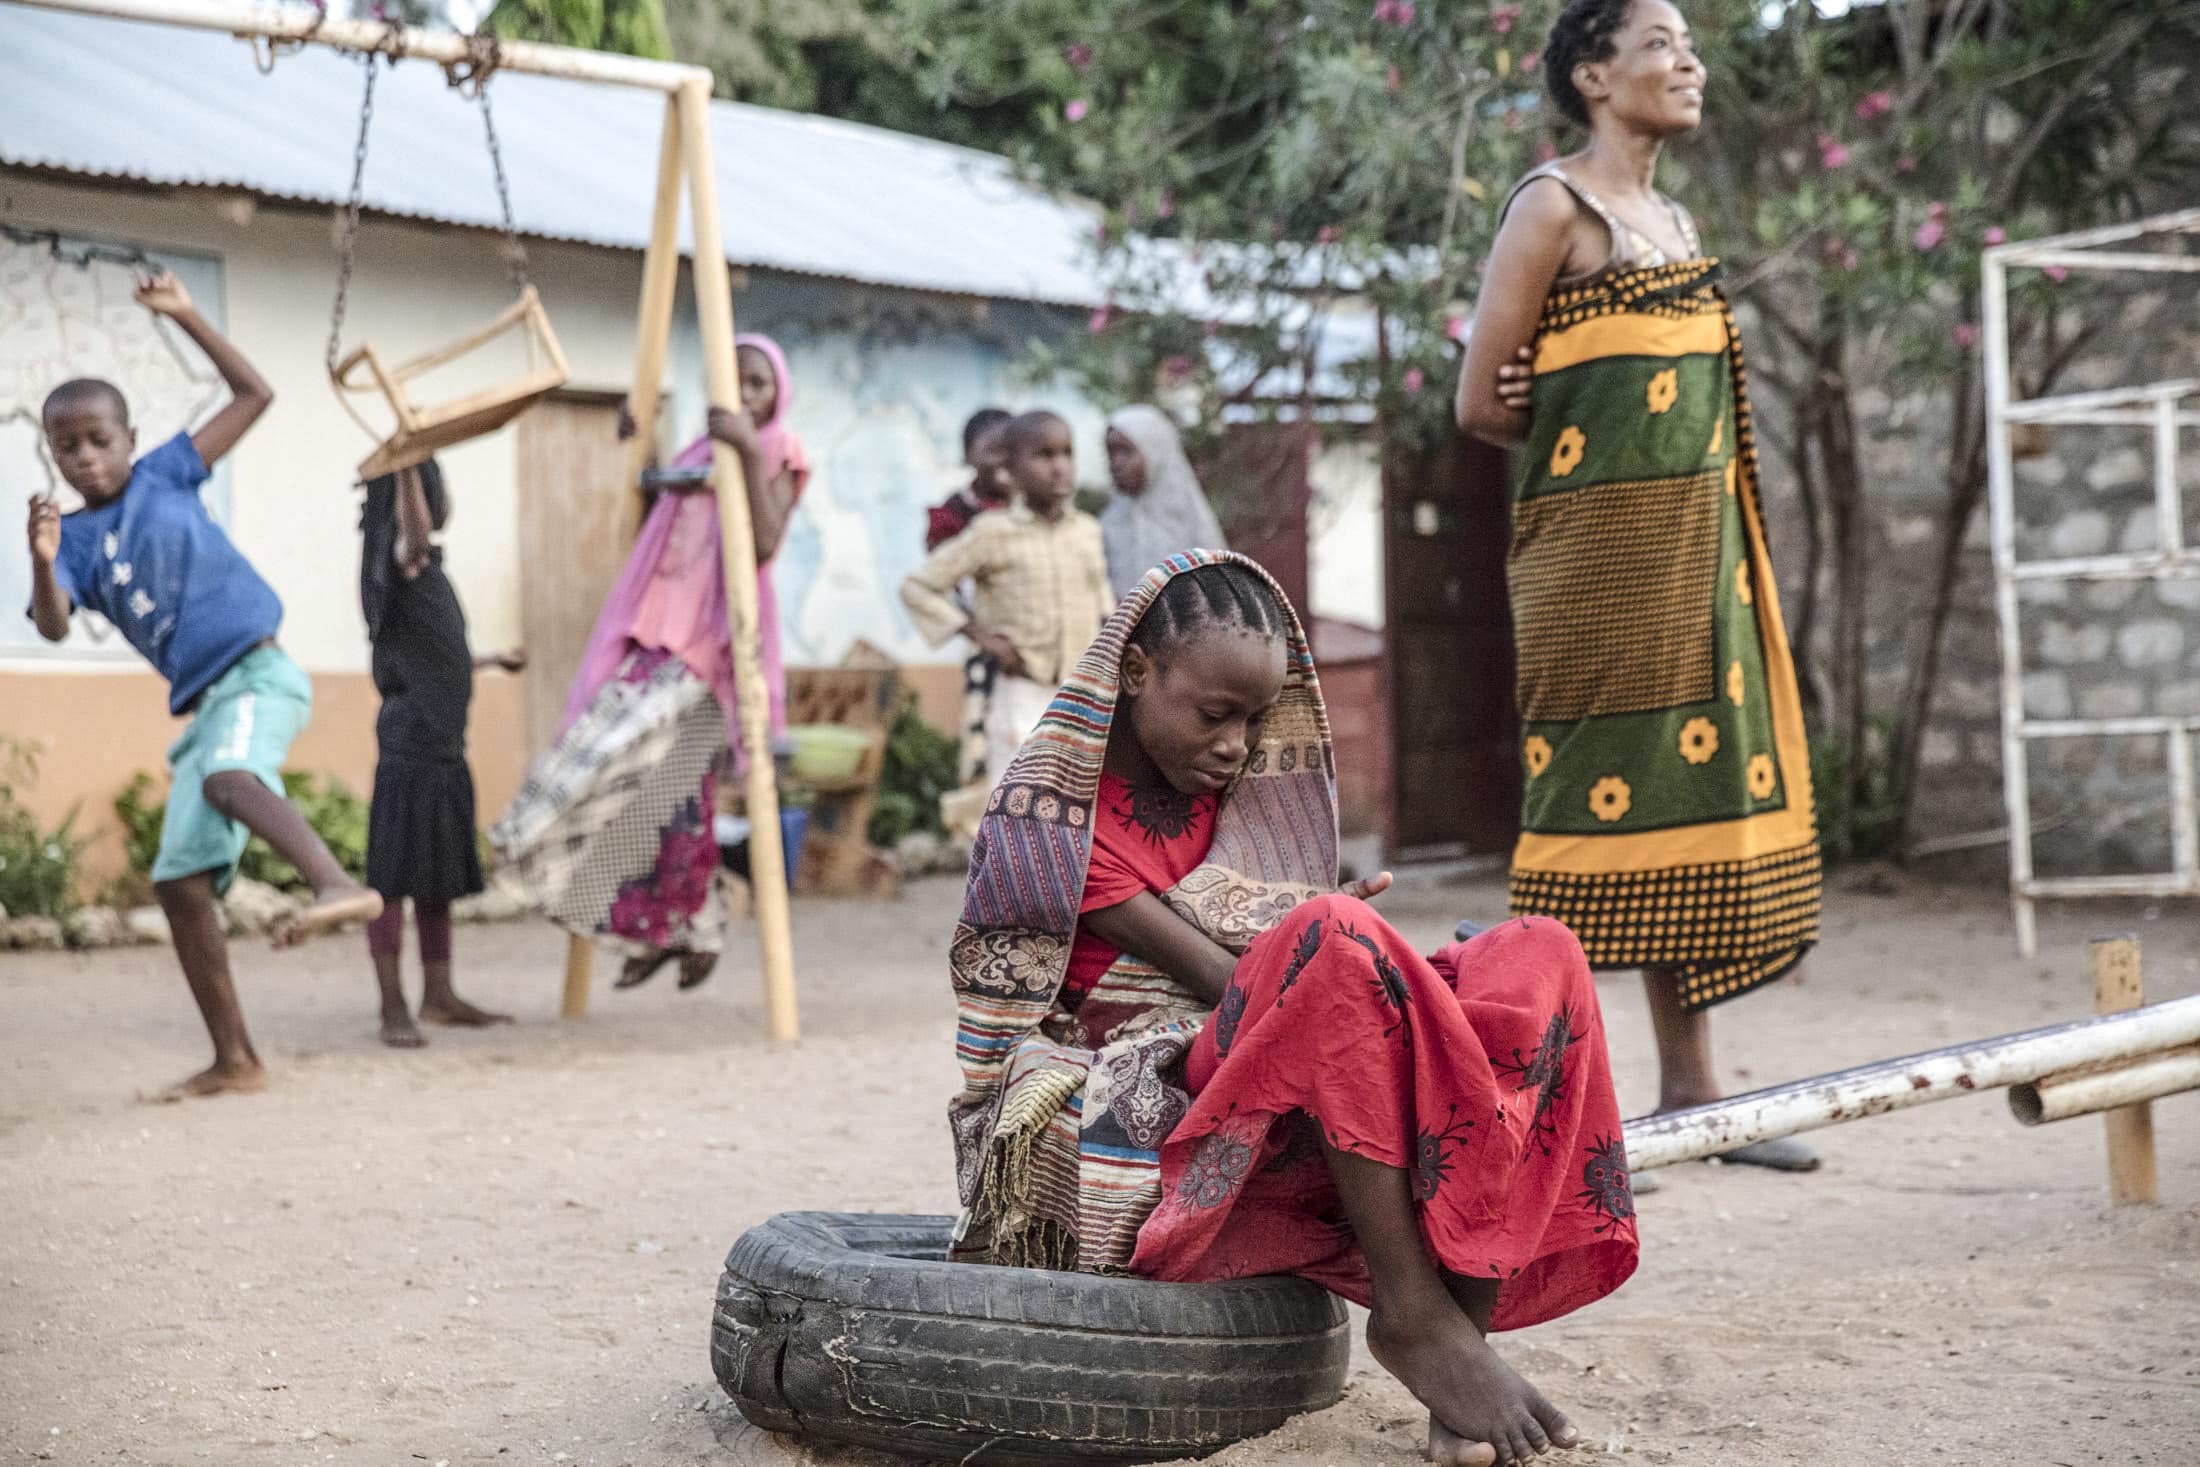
[948,552,1638,1467]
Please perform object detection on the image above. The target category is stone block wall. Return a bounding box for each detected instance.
[1742,279,2200,880]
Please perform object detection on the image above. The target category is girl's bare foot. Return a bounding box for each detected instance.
[676,952,718,990]
[271,885,384,950]
[150,1061,269,1102]
[419,996,512,1027]
[616,951,674,989]
[1368,1303,1575,1465]
[380,1009,426,1048]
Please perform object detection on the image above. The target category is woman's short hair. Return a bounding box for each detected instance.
[1545,0,1636,128]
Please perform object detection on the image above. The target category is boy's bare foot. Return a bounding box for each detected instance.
[271,885,384,950]
[1368,1303,1575,1465]
[381,1010,427,1048]
[149,1061,269,1102]
[420,996,512,1027]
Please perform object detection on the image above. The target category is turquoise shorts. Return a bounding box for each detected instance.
[153,645,312,892]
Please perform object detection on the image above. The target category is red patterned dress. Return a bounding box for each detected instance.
[1080,775,1640,1331]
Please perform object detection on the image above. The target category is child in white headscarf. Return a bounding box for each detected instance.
[1101,405,1228,598]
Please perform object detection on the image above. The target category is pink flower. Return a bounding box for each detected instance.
[1445,314,1469,342]
[1156,188,1175,221]
[1853,90,1893,121]
[1317,225,1340,244]
[1816,133,1850,170]
[1094,218,1111,244]
[1519,50,1540,73]
[1065,43,1092,70]
[1914,218,1945,252]
[1163,355,1195,382]
[1386,64,1403,93]
[1841,248,1859,271]
[1403,367,1426,394]
[1983,226,2006,246]
[1896,154,1917,174]
[1928,200,1950,220]
[1492,3,1523,34]
[2044,264,2069,283]
[1372,0,1414,25]
[1952,322,1979,350]
[1088,304,1112,333]
[1535,140,1557,163]
[1064,99,1089,123]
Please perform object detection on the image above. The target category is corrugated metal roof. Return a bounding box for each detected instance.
[0,5,1109,306]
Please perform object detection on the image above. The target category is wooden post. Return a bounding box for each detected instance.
[2089,935,2156,1204]
[623,95,687,533]
[556,97,689,1022]
[676,77,801,1042]
[561,935,593,1020]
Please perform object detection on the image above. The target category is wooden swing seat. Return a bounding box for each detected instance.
[333,285,571,479]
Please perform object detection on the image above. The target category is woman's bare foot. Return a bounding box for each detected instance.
[1368,1303,1575,1465]
[380,1008,426,1048]
[676,952,718,990]
[616,951,674,990]
[271,884,384,950]
[420,996,512,1027]
[150,1061,269,1102]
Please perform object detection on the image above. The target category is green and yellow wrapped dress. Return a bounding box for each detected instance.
[1505,170,1821,1011]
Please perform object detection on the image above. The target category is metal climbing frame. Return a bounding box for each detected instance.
[1984,209,2200,957]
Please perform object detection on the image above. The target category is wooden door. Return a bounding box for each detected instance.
[1200,421,1314,621]
[1383,433,1522,858]
[516,394,634,760]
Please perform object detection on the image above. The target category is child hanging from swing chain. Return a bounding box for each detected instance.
[25,270,383,1100]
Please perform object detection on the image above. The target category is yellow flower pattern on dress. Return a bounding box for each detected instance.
[1679,717,1719,766]
[1727,659,1746,707]
[1524,734,1553,777]
[1725,458,1738,497]
[1708,415,1723,455]
[1589,775,1632,823]
[1735,561,1753,605]
[1747,753,1777,800]
[1647,368,1679,415]
[1550,425,1587,478]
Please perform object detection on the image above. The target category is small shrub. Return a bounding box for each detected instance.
[0,738,91,918]
[113,768,371,891]
[868,694,961,848]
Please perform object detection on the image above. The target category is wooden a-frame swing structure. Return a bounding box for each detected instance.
[16,0,801,1040]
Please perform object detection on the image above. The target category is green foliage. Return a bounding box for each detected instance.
[867,694,961,847]
[481,0,673,59]
[114,770,371,893]
[0,738,91,919]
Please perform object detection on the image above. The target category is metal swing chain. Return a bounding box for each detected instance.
[326,49,379,376]
[475,80,533,290]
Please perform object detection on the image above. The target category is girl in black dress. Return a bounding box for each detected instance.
[360,459,523,1047]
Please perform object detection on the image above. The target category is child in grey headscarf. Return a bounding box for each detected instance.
[1101,404,1228,598]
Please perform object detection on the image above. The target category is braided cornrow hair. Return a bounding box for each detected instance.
[1545,0,1635,128]
[1128,562,1287,667]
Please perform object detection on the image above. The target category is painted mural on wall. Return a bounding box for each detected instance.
[0,232,229,659]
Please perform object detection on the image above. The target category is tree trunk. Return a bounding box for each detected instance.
[1811,312,1869,856]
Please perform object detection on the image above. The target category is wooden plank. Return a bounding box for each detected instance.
[515,397,634,762]
[678,77,799,1043]
[2089,935,2158,1205]
[561,935,592,1020]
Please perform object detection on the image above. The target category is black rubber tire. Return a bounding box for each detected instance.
[712,1211,1351,1464]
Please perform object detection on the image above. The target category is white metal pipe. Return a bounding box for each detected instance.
[2010,552,2200,583]
[1981,250,2036,957]
[2155,395,2184,557]
[1624,997,2200,1169]
[2022,715,2198,739]
[1988,209,2200,257]
[2021,873,2200,899]
[2009,1044,2200,1126]
[2001,378,2200,422]
[8,0,713,91]
[2000,250,2200,276]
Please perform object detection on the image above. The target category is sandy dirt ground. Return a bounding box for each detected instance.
[3,867,2197,1467]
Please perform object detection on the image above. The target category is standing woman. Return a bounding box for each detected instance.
[1456,0,1821,1169]
[1101,405,1227,598]
[359,458,521,1047]
[492,334,809,995]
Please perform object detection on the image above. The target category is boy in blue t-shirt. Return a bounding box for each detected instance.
[26,271,383,1100]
